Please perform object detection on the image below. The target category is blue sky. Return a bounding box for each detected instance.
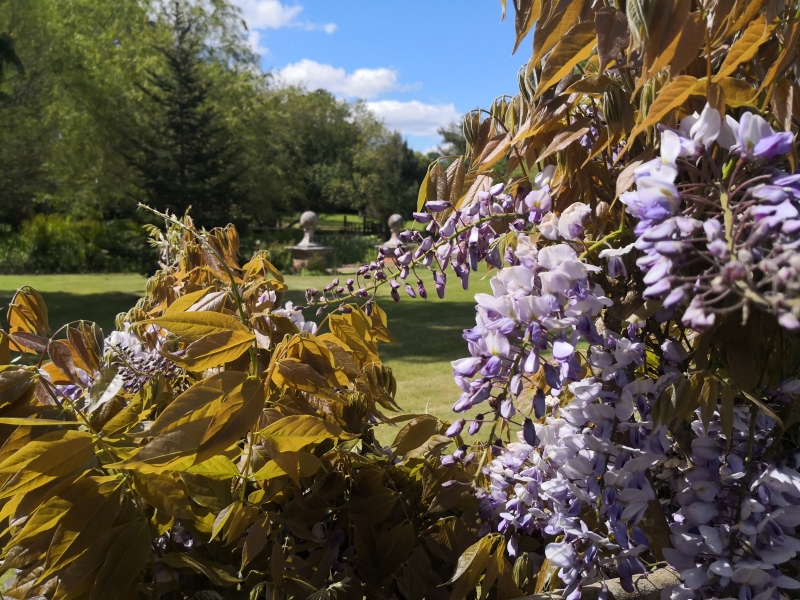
[232,0,528,151]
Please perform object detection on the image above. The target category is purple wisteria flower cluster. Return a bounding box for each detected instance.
[618,106,800,331]
[308,104,800,599]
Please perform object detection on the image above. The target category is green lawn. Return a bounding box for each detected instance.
[0,272,491,426]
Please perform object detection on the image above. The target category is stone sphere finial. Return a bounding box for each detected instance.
[300,211,318,230]
[388,214,404,233]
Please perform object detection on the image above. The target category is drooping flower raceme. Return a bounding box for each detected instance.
[306,102,800,599]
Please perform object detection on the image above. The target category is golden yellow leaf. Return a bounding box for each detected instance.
[273,357,337,399]
[43,478,124,577]
[512,0,543,54]
[0,365,38,408]
[630,75,698,140]
[142,372,246,439]
[534,22,598,101]
[772,78,793,131]
[195,377,265,464]
[531,0,585,65]
[162,289,214,316]
[564,74,616,95]
[88,518,151,600]
[8,286,49,337]
[270,450,324,486]
[644,0,691,79]
[727,0,769,40]
[596,7,629,72]
[475,132,512,172]
[714,15,773,81]
[699,376,718,432]
[258,414,353,453]
[759,19,800,93]
[159,552,240,587]
[165,328,255,371]
[390,415,441,457]
[0,430,96,498]
[131,472,199,520]
[537,118,592,162]
[416,163,434,212]
[0,330,9,366]
[143,310,249,341]
[52,522,128,600]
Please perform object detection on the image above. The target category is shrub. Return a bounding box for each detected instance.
[317,234,380,268]
[0,214,155,274]
[0,213,486,599]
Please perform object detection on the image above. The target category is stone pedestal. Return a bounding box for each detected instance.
[285,211,332,272]
[378,214,406,251]
[377,214,417,267]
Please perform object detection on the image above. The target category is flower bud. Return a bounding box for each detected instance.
[446,419,466,438]
[500,398,516,420]
[522,418,538,446]
[425,200,450,212]
[469,414,484,436]
[533,388,546,418]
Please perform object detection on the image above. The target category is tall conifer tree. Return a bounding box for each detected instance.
[121,1,243,227]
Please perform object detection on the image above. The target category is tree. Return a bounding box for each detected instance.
[120,1,245,228]
[436,119,467,156]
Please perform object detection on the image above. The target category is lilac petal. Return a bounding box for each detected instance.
[446,419,465,437]
[754,131,794,160]
[425,200,451,212]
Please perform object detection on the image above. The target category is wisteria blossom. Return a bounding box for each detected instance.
[307,103,800,599]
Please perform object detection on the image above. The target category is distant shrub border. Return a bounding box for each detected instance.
[0,215,155,274]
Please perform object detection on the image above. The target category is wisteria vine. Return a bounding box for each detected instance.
[305,105,800,599]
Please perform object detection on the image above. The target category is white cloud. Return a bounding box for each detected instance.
[365,100,459,137]
[231,0,336,53]
[276,59,402,99]
[246,29,269,56]
[234,0,303,30]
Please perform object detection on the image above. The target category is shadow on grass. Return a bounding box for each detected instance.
[284,288,477,364]
[0,286,477,362]
[0,291,143,335]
